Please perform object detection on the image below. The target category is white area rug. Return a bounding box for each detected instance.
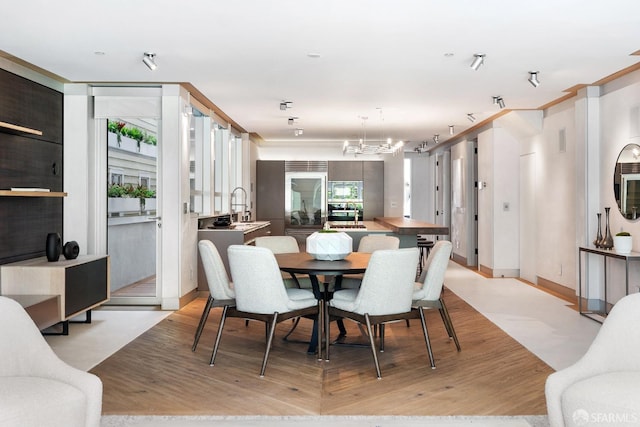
[101,415,550,427]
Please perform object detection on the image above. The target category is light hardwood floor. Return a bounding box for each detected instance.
[91,289,553,416]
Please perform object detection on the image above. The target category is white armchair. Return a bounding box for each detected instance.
[545,292,640,427]
[0,296,102,427]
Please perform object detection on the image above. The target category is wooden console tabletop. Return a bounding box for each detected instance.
[373,217,449,235]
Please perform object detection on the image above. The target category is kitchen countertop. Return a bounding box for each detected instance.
[199,221,270,233]
[325,220,391,232]
[373,217,449,235]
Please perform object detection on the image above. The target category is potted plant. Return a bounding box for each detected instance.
[614,231,632,254]
[107,184,140,214]
[107,120,126,146]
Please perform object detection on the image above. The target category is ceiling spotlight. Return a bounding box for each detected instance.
[493,96,505,109]
[288,117,298,125]
[433,134,439,144]
[449,125,454,135]
[294,128,304,136]
[279,101,292,110]
[470,54,485,71]
[528,71,540,87]
[142,52,157,71]
[467,113,476,123]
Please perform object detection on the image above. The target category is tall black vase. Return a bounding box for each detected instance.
[602,207,614,250]
[46,232,62,262]
[594,212,603,248]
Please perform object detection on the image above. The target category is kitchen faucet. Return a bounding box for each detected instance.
[230,187,248,222]
[348,202,359,224]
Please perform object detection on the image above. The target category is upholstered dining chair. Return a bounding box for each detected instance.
[254,235,313,289]
[192,240,236,352]
[326,247,420,378]
[339,235,400,290]
[0,296,103,427]
[211,245,320,377]
[411,239,459,369]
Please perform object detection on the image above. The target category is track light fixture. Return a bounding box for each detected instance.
[433,134,439,144]
[288,117,298,125]
[142,52,157,71]
[493,96,505,109]
[414,141,429,153]
[528,71,540,87]
[279,101,292,110]
[470,54,485,71]
[449,125,454,135]
[467,113,476,123]
[294,128,304,136]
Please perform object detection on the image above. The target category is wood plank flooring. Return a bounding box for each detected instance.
[91,289,553,416]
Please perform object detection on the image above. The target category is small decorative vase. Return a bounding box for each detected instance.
[602,207,614,249]
[594,213,602,248]
[614,235,633,254]
[45,232,62,262]
[63,241,80,260]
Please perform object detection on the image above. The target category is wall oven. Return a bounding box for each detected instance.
[327,180,363,221]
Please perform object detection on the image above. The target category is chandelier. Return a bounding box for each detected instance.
[342,115,404,156]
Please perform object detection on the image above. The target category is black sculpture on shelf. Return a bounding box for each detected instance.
[45,232,62,262]
[63,241,79,260]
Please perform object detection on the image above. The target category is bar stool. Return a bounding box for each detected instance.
[417,235,434,275]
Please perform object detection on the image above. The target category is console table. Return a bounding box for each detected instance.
[0,255,110,334]
[578,246,640,322]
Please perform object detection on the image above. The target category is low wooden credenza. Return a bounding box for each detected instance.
[0,255,110,334]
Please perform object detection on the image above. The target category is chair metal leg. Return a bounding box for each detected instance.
[318,300,323,361]
[379,323,385,352]
[192,295,214,351]
[209,305,229,366]
[418,307,436,369]
[439,298,461,351]
[364,314,382,379]
[325,300,330,361]
[260,312,279,377]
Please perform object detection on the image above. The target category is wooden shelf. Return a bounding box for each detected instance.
[0,190,67,197]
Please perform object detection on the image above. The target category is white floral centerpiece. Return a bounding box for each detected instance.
[306,230,353,261]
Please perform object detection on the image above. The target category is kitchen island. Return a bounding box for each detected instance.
[197,221,271,289]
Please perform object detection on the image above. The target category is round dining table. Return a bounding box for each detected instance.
[274,251,371,356]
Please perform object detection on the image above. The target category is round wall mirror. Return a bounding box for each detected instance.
[614,143,640,220]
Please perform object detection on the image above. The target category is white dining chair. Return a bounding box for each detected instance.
[326,247,420,378]
[211,245,321,377]
[192,240,236,352]
[254,236,313,289]
[412,240,459,369]
[338,235,400,290]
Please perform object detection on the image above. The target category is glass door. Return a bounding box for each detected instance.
[106,117,160,304]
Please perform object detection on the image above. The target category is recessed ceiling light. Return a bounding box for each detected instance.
[94,51,105,56]
[307,53,321,58]
[444,53,454,57]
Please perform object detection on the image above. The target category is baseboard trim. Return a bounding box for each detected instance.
[452,252,467,266]
[536,276,576,304]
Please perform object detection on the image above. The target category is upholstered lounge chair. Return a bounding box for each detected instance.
[0,296,102,427]
[545,292,640,427]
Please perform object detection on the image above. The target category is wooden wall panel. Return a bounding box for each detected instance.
[0,68,63,144]
[0,67,63,265]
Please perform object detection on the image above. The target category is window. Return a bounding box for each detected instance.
[110,168,124,186]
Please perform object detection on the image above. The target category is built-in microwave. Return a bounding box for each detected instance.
[327,181,364,221]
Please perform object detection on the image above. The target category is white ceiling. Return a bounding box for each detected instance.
[2,0,640,151]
